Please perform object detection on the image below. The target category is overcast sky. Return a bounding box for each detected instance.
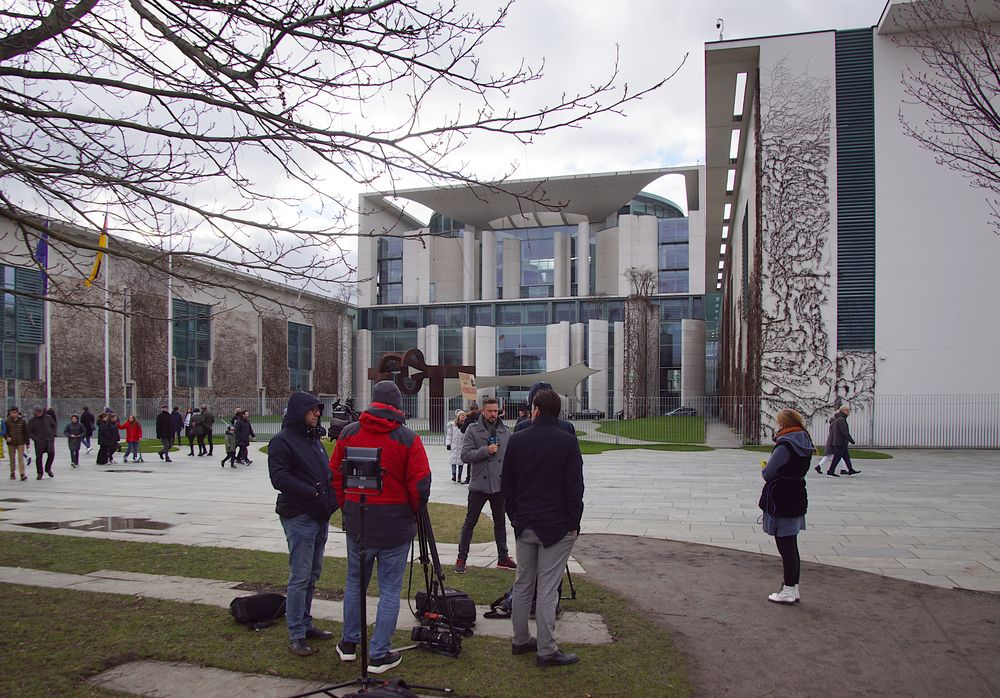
[371,0,887,227]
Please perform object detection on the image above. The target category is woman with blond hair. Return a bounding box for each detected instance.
[446,410,466,482]
[758,408,814,604]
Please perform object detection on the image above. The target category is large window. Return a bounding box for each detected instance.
[496,326,546,376]
[0,265,43,380]
[494,225,577,299]
[288,321,313,391]
[376,236,403,305]
[173,298,211,387]
[658,218,689,293]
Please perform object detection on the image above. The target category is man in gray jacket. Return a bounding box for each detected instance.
[456,397,517,573]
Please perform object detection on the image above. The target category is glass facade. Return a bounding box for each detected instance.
[376,236,403,305]
[494,225,577,299]
[658,218,689,293]
[288,321,313,391]
[496,326,546,376]
[0,265,43,380]
[172,298,211,388]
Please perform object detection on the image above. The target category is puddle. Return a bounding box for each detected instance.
[17,517,174,535]
[0,498,29,503]
[103,469,153,474]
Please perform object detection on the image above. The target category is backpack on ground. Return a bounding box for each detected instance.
[483,587,513,619]
[229,592,286,630]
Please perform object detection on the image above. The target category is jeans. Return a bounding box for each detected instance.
[457,491,509,560]
[82,432,92,449]
[512,527,576,656]
[342,536,410,659]
[280,514,329,640]
[124,442,140,460]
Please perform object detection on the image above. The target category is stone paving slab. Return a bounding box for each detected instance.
[0,566,612,645]
[89,661,329,698]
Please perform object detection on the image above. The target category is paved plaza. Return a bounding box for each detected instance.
[1,442,998,592]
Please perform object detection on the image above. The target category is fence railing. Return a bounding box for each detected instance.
[7,393,999,449]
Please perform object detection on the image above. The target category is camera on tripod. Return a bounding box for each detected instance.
[343,446,381,492]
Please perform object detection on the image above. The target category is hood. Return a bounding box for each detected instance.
[359,402,405,433]
[775,429,815,456]
[282,392,323,431]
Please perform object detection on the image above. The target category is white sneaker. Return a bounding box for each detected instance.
[768,584,800,604]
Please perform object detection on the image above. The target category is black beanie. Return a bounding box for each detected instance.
[371,380,402,409]
[527,381,553,408]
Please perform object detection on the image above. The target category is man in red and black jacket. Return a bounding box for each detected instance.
[330,380,430,675]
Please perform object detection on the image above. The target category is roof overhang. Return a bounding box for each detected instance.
[704,42,760,293]
[877,0,1000,35]
[367,167,701,231]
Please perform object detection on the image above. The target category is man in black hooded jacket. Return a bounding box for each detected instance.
[268,392,338,657]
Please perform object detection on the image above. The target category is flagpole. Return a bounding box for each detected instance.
[104,224,110,408]
[43,222,51,407]
[167,248,173,410]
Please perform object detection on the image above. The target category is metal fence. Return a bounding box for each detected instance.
[7,393,999,449]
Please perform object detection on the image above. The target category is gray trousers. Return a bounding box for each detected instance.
[512,527,576,656]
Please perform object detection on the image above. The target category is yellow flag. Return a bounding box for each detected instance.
[84,215,108,288]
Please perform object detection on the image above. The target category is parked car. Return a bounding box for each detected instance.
[568,408,606,420]
[664,406,697,417]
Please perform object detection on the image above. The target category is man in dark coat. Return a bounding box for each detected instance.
[190,408,205,456]
[155,404,174,462]
[502,388,584,668]
[201,405,216,456]
[234,410,256,464]
[514,382,576,436]
[27,406,57,479]
[80,407,95,453]
[826,405,860,477]
[330,381,431,675]
[170,407,184,442]
[268,392,337,657]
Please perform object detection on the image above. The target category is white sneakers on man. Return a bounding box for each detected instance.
[767,584,800,604]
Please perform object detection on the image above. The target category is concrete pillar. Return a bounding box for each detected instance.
[462,326,476,366]
[681,319,707,403]
[588,319,609,415]
[571,322,585,400]
[480,228,496,300]
[554,231,569,297]
[474,325,496,402]
[354,329,372,406]
[502,237,520,300]
[340,314,354,400]
[546,321,571,369]
[463,227,476,301]
[357,235,378,307]
[576,221,590,296]
[402,229,431,305]
[424,324,439,424]
[416,327,428,418]
[613,320,625,417]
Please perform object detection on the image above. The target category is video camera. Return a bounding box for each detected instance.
[343,447,381,493]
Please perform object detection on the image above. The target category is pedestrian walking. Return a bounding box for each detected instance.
[80,407,95,452]
[4,407,29,481]
[458,403,478,484]
[184,407,194,455]
[221,425,237,468]
[27,406,57,479]
[815,412,836,475]
[825,405,860,477]
[202,405,216,456]
[171,407,184,443]
[234,409,256,464]
[155,404,174,462]
[446,410,466,482]
[64,415,85,468]
[190,408,206,456]
[759,408,814,604]
[119,415,144,462]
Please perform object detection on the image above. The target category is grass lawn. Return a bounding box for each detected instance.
[579,441,714,454]
[0,532,690,697]
[595,415,706,444]
[742,445,893,459]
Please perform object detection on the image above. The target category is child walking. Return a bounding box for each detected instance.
[64,414,86,467]
[119,415,144,463]
[220,425,237,468]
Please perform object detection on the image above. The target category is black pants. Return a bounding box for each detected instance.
[829,446,855,474]
[221,449,236,466]
[775,535,800,586]
[34,440,55,476]
[68,440,81,465]
[236,444,248,462]
[457,491,509,560]
[205,428,214,455]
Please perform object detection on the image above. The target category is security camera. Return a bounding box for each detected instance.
[716,20,722,29]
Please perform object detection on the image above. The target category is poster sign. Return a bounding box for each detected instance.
[458,372,478,400]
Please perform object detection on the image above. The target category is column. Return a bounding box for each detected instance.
[354,329,372,407]
[587,319,609,415]
[463,227,477,301]
[340,314,354,401]
[502,237,520,300]
[613,320,625,417]
[423,324,439,420]
[576,221,590,297]
[681,319,707,403]
[571,322,585,400]
[402,229,431,305]
[474,325,496,402]
[554,231,569,297]
[416,326,427,418]
[480,228,496,300]
[356,235,378,307]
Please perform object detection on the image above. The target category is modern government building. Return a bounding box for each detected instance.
[3,0,998,447]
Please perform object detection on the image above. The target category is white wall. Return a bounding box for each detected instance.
[873,30,1000,395]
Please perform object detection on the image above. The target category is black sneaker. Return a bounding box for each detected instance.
[814,465,821,474]
[305,626,333,640]
[336,640,357,661]
[367,650,402,674]
[537,651,579,667]
[844,469,861,477]
[826,472,839,478]
[512,638,537,655]
[288,638,316,656]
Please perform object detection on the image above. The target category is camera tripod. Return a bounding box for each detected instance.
[287,449,451,697]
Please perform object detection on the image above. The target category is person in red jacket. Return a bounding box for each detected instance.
[330,381,430,675]
[118,415,144,463]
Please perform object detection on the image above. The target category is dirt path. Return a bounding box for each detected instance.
[574,534,1000,697]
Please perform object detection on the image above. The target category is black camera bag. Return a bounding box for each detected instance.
[340,679,420,698]
[415,588,476,629]
[230,592,286,630]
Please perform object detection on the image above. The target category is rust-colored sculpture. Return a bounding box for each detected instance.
[369,348,474,432]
